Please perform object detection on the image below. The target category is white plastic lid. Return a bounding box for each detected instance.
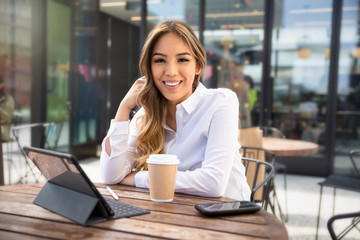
[146,154,180,165]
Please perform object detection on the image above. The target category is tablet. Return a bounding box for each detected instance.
[23,146,150,225]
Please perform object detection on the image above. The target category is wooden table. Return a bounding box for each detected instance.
[0,183,288,239]
[263,137,319,157]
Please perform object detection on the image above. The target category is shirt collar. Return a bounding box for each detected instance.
[177,82,207,115]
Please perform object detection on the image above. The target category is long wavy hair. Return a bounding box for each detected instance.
[134,20,207,171]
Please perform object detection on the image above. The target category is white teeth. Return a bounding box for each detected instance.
[165,81,180,86]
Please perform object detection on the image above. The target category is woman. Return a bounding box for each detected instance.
[100,20,250,200]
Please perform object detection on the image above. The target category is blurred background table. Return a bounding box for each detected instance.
[262,136,319,223]
[0,183,288,239]
[263,137,319,157]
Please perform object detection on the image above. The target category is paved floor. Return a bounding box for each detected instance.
[2,153,360,240]
[274,174,359,240]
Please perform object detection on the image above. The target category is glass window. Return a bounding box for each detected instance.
[46,0,70,149]
[71,0,99,146]
[334,0,360,174]
[146,0,199,33]
[271,0,333,157]
[203,0,265,128]
[99,0,141,26]
[0,0,32,122]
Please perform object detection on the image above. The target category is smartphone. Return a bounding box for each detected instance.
[195,201,261,217]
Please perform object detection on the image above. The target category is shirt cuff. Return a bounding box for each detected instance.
[101,120,129,157]
[108,120,129,137]
[134,171,149,189]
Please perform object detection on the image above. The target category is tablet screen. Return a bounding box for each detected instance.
[24,147,98,198]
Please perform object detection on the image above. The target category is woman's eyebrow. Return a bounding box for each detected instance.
[152,52,191,57]
[152,52,166,57]
[176,52,191,56]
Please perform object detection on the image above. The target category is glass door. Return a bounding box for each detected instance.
[46,0,70,151]
[271,0,333,143]
[69,0,100,159]
[270,0,334,175]
[203,0,265,129]
[334,0,360,175]
[0,0,32,122]
[145,0,200,36]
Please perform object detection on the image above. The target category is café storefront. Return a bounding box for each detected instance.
[1,0,359,177]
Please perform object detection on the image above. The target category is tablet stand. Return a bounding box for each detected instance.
[34,181,108,225]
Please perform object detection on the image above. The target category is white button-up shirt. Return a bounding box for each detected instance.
[100,83,251,200]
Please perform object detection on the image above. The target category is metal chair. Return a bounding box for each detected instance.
[316,150,360,240]
[11,122,63,184]
[241,156,275,210]
[240,146,287,222]
[327,211,360,240]
[260,125,289,222]
[2,112,23,184]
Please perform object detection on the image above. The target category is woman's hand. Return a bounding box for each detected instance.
[105,76,146,156]
[114,76,146,122]
[120,171,137,186]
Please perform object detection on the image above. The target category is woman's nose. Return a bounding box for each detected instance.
[165,61,178,77]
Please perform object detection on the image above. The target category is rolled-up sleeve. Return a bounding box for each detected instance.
[100,120,137,184]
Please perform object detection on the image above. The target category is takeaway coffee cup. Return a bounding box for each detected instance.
[146,154,179,202]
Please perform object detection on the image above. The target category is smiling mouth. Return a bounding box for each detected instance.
[164,81,181,87]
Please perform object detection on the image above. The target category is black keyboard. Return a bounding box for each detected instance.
[104,197,150,219]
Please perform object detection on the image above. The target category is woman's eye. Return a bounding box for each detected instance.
[179,58,189,62]
[154,58,165,63]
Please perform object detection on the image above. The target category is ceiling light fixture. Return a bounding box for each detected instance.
[290,6,358,14]
[100,1,126,7]
[352,46,360,58]
[220,23,263,29]
[298,48,312,58]
[206,11,264,18]
[325,48,330,59]
[131,10,263,22]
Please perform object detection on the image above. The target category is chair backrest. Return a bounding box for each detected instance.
[349,150,360,177]
[241,157,275,209]
[43,122,63,150]
[11,112,23,126]
[327,211,360,240]
[240,146,276,165]
[12,122,63,152]
[260,126,285,139]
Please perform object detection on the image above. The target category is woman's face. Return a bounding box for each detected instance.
[151,32,201,106]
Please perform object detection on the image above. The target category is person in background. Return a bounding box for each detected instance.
[298,92,318,142]
[230,63,251,128]
[100,20,250,200]
[245,75,258,126]
[0,55,14,142]
[299,92,318,120]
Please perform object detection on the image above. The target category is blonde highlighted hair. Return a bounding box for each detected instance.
[134,20,207,171]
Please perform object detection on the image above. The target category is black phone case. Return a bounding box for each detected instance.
[195,201,261,217]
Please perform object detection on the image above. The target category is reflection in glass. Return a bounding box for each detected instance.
[47,0,70,150]
[71,0,99,146]
[0,0,32,121]
[203,0,265,128]
[334,0,360,174]
[99,0,141,26]
[146,0,199,33]
[271,0,333,158]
